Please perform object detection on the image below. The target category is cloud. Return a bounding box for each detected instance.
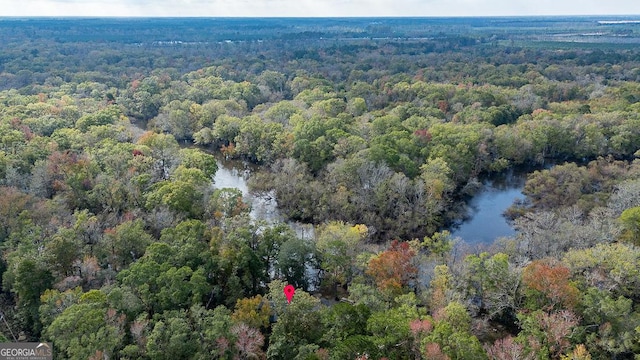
[2,0,640,17]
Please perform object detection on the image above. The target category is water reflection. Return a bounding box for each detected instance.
[213,157,314,239]
[450,169,527,245]
[213,155,528,246]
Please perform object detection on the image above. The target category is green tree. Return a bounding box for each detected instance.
[420,157,455,211]
[146,310,199,360]
[207,188,250,221]
[578,287,640,358]
[212,216,283,305]
[116,243,209,314]
[75,105,122,132]
[619,206,640,245]
[159,219,213,269]
[145,166,209,219]
[193,306,233,358]
[523,163,591,210]
[321,302,371,346]
[102,219,153,271]
[149,99,199,140]
[563,243,640,300]
[427,122,490,181]
[264,100,302,124]
[266,280,324,360]
[257,70,287,94]
[315,222,366,295]
[235,115,286,163]
[211,114,243,146]
[44,290,125,360]
[422,302,487,360]
[137,131,180,181]
[43,228,81,277]
[366,297,424,359]
[50,128,86,151]
[276,236,315,291]
[39,287,83,330]
[4,257,53,337]
[179,148,218,180]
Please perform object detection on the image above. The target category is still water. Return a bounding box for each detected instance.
[214,158,527,246]
[449,171,526,245]
[211,159,278,222]
[213,157,315,239]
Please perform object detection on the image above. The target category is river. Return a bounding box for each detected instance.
[130,118,527,246]
[214,157,527,246]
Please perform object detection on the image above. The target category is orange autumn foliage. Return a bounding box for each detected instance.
[366,240,417,295]
[522,260,580,310]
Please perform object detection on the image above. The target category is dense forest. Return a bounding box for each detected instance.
[1,17,640,359]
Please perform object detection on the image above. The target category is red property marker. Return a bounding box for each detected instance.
[283,284,295,304]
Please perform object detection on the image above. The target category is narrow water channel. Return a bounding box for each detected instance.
[140,121,528,246]
[214,157,528,246]
[212,158,279,222]
[213,157,315,240]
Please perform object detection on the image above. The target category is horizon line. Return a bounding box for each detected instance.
[2,14,640,19]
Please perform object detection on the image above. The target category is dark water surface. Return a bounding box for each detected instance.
[135,122,527,246]
[449,169,527,245]
[214,155,528,245]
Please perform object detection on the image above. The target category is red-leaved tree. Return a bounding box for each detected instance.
[366,240,417,296]
[522,260,579,310]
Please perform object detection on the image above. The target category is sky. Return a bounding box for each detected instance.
[1,0,639,17]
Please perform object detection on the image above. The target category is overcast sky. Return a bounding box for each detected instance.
[1,0,639,17]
